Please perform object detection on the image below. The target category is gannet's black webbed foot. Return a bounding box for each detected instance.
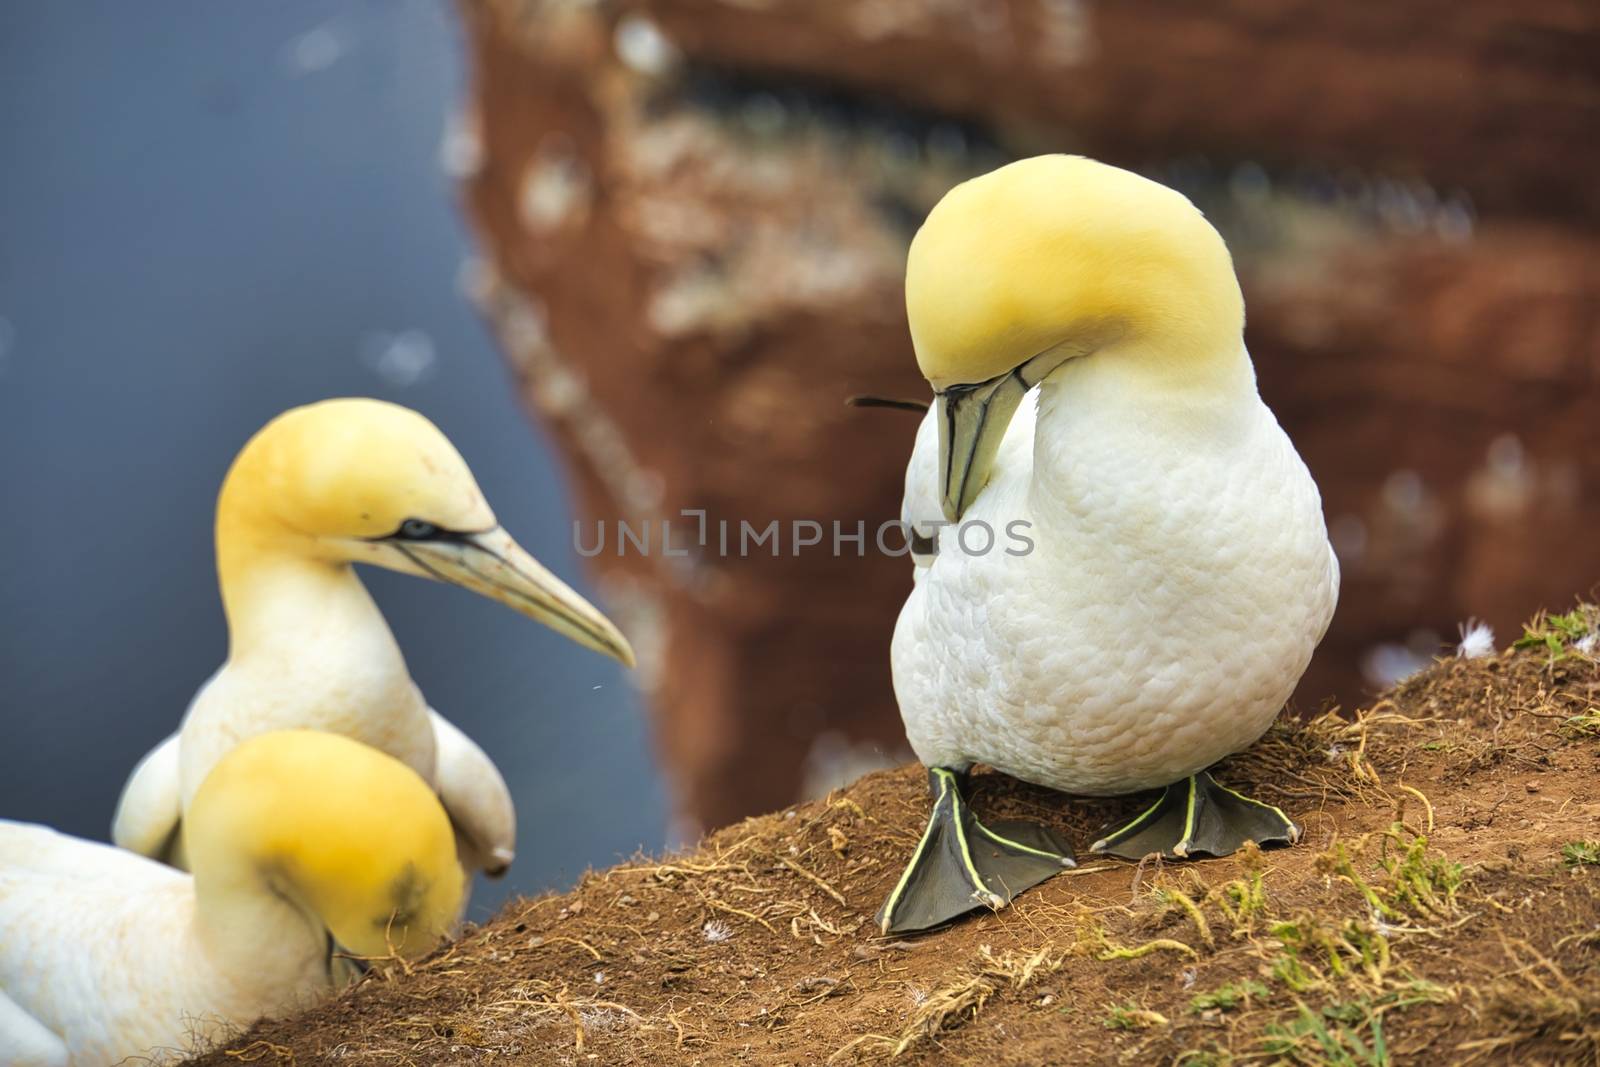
[876,767,1076,935]
[1089,769,1299,861]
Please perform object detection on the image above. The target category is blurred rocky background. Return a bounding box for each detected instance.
[451,0,1600,834]
[0,1,665,914]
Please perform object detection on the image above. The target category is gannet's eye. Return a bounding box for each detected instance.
[396,519,441,541]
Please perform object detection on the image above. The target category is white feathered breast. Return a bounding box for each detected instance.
[892,353,1338,796]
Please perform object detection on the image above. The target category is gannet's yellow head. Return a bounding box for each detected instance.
[217,397,633,666]
[186,730,462,961]
[906,155,1246,519]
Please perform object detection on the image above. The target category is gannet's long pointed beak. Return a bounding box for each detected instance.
[393,527,636,667]
[938,344,1081,520]
[938,371,1030,522]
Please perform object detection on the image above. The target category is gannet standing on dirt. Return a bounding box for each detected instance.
[877,156,1338,935]
[1,731,461,1067]
[112,398,635,882]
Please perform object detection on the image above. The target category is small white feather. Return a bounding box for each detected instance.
[1455,619,1496,660]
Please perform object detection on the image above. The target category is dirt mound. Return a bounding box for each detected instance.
[191,610,1600,1065]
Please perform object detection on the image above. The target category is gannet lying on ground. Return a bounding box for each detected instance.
[1,731,461,1067]
[878,155,1338,935]
[112,398,634,882]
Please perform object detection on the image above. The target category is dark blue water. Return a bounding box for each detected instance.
[0,0,666,917]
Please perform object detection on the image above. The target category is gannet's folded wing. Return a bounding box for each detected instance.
[109,732,183,863]
[1320,542,1341,643]
[429,710,516,878]
[900,404,945,549]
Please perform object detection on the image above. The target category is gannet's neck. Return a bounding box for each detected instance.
[1053,335,1256,411]
[190,865,333,1007]
[1031,337,1260,507]
[215,498,394,662]
[211,424,390,660]
[216,537,383,660]
[206,498,429,793]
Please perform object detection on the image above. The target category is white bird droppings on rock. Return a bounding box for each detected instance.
[613,14,679,76]
[518,148,592,233]
[439,111,484,179]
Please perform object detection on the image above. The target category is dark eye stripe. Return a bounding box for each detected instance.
[366,520,493,546]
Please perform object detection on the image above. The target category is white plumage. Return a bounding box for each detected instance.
[110,399,633,886]
[893,343,1338,796]
[2,731,463,1067]
[875,153,1336,934]
[0,826,308,1067]
[112,616,515,877]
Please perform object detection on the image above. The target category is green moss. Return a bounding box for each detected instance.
[1321,827,1462,927]
[1101,1000,1167,1030]
[1378,830,1462,922]
[1216,866,1268,930]
[1191,978,1271,1014]
[1561,841,1600,867]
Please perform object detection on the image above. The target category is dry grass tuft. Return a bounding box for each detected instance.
[1460,937,1600,1063]
[830,943,1069,1061]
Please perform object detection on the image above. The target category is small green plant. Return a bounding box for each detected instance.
[1324,843,1398,921]
[1190,978,1270,1013]
[1514,608,1594,660]
[1101,1000,1168,1030]
[1270,916,1389,990]
[1261,983,1450,1065]
[1216,865,1268,933]
[1562,841,1600,867]
[1560,710,1600,739]
[1269,929,1326,994]
[1261,1000,1389,1066]
[1322,828,1462,926]
[1377,829,1462,922]
[1272,954,1318,994]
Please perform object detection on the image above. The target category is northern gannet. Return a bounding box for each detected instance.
[112,398,634,882]
[1,730,461,1067]
[877,156,1339,934]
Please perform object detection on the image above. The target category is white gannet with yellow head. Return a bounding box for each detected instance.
[877,156,1338,934]
[1,731,461,1066]
[111,398,634,883]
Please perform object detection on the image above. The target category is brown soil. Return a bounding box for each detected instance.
[191,611,1600,1066]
